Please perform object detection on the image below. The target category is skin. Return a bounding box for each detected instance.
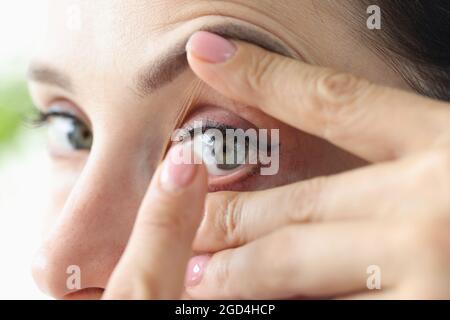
[27,1,426,299]
[184,34,450,299]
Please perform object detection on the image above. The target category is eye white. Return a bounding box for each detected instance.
[46,116,92,152]
[47,117,77,152]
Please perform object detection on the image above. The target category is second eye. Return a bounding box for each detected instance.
[37,111,93,154]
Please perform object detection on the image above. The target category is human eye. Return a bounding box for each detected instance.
[187,120,259,175]
[176,115,265,192]
[33,102,92,157]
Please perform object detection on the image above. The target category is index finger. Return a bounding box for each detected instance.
[186,31,450,162]
[103,145,208,299]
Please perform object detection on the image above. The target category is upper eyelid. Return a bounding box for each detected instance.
[185,119,235,134]
[29,91,93,128]
[32,110,89,131]
[46,100,92,129]
[40,110,83,123]
[173,119,232,141]
[180,120,267,151]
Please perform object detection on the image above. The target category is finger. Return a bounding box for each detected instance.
[336,291,396,300]
[187,221,398,299]
[337,284,448,299]
[193,151,449,252]
[186,31,450,162]
[103,144,207,299]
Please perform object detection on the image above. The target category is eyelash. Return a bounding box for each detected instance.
[31,110,84,127]
[183,119,236,139]
[180,119,271,150]
[32,111,262,188]
[33,112,261,152]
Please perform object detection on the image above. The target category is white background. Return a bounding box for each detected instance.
[0,0,50,299]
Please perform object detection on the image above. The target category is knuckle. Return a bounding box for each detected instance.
[314,71,371,107]
[245,52,286,97]
[216,193,245,247]
[309,71,374,139]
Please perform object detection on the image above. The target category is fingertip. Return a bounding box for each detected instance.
[185,255,211,287]
[186,31,237,64]
[157,142,208,194]
[160,144,199,192]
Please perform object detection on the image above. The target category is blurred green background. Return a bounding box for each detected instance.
[0,78,34,154]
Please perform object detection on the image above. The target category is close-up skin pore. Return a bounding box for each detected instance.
[25,0,450,300]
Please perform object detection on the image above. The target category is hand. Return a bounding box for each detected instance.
[103,145,207,299]
[183,31,450,299]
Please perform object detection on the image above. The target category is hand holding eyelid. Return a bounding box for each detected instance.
[103,144,208,299]
[184,30,450,252]
[181,31,450,299]
[186,31,450,163]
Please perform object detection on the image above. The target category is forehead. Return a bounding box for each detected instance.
[36,0,360,100]
[43,1,175,69]
[41,0,320,59]
[36,1,304,93]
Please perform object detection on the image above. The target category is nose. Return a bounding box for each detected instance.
[31,146,156,299]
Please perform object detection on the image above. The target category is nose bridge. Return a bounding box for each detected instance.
[32,142,157,298]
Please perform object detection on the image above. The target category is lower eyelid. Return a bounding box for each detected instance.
[207,165,260,192]
[207,163,258,186]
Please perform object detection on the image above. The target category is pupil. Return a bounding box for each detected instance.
[68,120,92,150]
[215,136,247,171]
[82,130,91,140]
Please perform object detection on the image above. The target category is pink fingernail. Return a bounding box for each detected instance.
[185,255,210,287]
[160,144,197,192]
[186,31,237,63]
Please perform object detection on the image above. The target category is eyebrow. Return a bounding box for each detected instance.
[27,64,73,92]
[28,22,293,97]
[136,22,294,96]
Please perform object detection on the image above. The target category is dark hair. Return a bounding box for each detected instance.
[356,0,450,101]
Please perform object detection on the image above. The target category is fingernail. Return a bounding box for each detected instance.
[160,144,197,192]
[186,31,237,63]
[185,255,210,287]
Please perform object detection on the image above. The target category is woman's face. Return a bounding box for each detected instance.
[28,0,408,299]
